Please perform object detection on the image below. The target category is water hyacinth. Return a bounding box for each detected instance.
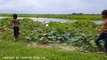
[0,18,100,51]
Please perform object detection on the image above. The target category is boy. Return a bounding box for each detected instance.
[11,14,20,42]
[95,10,107,55]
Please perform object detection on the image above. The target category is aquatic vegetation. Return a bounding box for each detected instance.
[0,17,106,60]
[0,17,102,51]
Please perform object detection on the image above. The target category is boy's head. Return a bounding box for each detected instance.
[102,10,107,19]
[13,14,17,19]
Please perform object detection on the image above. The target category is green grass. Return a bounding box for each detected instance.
[0,16,106,60]
[0,18,105,60]
[0,40,107,60]
[0,14,102,20]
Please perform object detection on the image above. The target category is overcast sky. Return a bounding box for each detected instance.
[0,0,107,14]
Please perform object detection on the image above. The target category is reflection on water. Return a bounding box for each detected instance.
[30,18,74,23]
[0,16,6,19]
[93,21,103,25]
[0,16,103,24]
[0,16,74,23]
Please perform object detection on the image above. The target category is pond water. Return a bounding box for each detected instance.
[93,21,103,25]
[0,16,74,23]
[0,16,103,24]
[0,16,6,19]
[31,18,76,23]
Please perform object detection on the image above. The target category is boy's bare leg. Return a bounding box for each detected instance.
[104,48,107,56]
[105,49,107,56]
[14,37,16,42]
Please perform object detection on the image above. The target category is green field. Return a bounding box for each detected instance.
[0,15,106,60]
[0,40,107,60]
[0,14,102,20]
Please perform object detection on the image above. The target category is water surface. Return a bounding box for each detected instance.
[0,16,103,24]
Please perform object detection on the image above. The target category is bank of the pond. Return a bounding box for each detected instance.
[0,41,107,60]
[0,14,102,20]
[0,16,103,24]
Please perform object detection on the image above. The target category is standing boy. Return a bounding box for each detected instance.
[96,10,107,55]
[11,14,20,42]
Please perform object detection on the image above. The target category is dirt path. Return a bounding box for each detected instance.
[26,42,84,52]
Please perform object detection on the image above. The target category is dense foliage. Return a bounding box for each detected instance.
[0,18,102,51]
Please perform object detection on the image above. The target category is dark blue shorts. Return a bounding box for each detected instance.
[13,27,19,39]
[96,33,107,49]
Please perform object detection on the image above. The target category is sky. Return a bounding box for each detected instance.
[0,0,107,14]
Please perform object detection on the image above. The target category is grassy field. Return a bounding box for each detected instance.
[0,14,102,20]
[0,40,107,60]
[0,16,106,60]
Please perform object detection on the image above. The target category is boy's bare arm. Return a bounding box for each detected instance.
[11,21,14,28]
[99,20,107,32]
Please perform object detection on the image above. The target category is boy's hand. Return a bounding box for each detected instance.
[97,29,103,32]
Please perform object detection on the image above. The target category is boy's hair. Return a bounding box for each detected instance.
[102,10,107,19]
[13,14,17,19]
